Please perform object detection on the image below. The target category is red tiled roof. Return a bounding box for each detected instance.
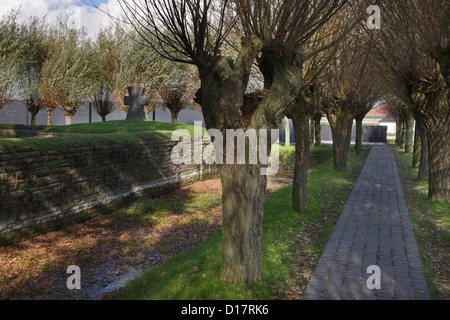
[366,106,391,117]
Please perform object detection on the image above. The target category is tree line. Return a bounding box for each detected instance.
[2,1,447,285]
[0,9,200,125]
[114,0,448,284]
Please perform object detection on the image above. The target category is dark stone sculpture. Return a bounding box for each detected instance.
[124,86,149,121]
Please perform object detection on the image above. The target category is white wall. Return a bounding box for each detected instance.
[0,102,205,126]
[379,123,396,134]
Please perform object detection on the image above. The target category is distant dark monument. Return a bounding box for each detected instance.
[124,86,149,121]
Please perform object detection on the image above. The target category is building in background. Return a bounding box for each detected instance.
[378,115,397,134]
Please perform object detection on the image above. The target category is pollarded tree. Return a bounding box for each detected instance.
[91,85,115,122]
[0,54,17,111]
[287,9,357,212]
[158,64,200,123]
[373,0,449,200]
[95,25,161,116]
[15,16,52,126]
[321,34,371,171]
[115,0,356,284]
[40,22,100,125]
[0,10,20,111]
[352,62,383,154]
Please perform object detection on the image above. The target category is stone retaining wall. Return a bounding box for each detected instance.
[0,138,217,245]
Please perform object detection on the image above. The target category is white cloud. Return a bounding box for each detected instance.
[0,0,122,39]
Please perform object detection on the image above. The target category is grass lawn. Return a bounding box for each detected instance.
[0,120,204,153]
[389,141,449,300]
[0,120,198,134]
[109,145,368,300]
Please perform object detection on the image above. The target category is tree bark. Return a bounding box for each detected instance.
[399,117,406,149]
[309,118,314,147]
[284,116,290,147]
[326,103,353,171]
[101,115,107,122]
[46,107,54,126]
[355,116,364,155]
[412,123,421,169]
[65,109,76,126]
[291,104,310,212]
[395,117,401,145]
[220,163,266,284]
[171,111,179,124]
[314,113,321,146]
[424,124,449,201]
[194,37,303,284]
[418,91,450,201]
[418,126,429,180]
[30,111,38,127]
[404,114,414,154]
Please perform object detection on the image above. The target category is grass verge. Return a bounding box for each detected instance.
[0,120,198,134]
[0,121,204,153]
[109,145,368,300]
[389,141,449,300]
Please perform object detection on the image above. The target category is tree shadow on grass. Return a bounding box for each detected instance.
[0,137,221,301]
[0,179,223,300]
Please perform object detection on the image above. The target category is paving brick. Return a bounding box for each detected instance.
[302,146,430,300]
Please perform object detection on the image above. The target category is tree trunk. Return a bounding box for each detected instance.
[419,91,450,201]
[65,109,76,126]
[46,107,54,126]
[418,128,429,180]
[395,117,401,145]
[355,116,363,155]
[327,104,353,171]
[65,114,73,125]
[424,125,449,201]
[314,113,321,146]
[101,115,107,122]
[399,118,406,149]
[30,111,38,127]
[284,116,290,147]
[220,163,266,284]
[412,123,421,169]
[171,111,179,124]
[404,115,414,154]
[291,105,310,212]
[195,37,302,284]
[309,118,314,147]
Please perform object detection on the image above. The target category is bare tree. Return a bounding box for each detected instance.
[112,0,361,283]
[92,86,116,122]
[286,7,359,212]
[372,0,449,200]
[353,62,383,154]
[158,64,200,123]
[321,34,371,171]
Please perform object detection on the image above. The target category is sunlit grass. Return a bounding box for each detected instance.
[0,120,204,153]
[389,141,449,300]
[109,146,368,300]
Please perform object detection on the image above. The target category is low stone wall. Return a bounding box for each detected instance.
[0,138,217,245]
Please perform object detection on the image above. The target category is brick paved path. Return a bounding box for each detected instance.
[303,146,430,300]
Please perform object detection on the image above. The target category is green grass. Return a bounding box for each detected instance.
[277,144,333,171]
[0,120,205,153]
[109,145,368,300]
[389,141,449,300]
[0,120,198,134]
